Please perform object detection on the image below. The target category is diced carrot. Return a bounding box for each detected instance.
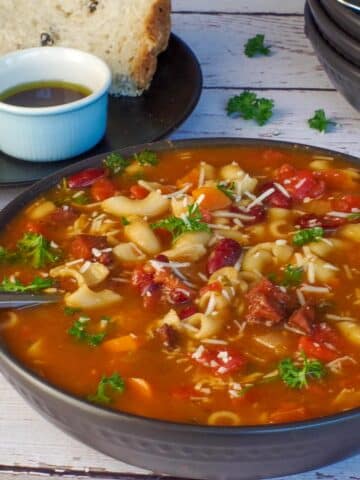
[130,184,149,200]
[128,377,152,398]
[102,334,141,353]
[192,186,232,211]
[90,177,116,201]
[176,167,200,188]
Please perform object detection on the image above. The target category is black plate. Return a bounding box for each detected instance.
[0,34,202,187]
[322,0,360,42]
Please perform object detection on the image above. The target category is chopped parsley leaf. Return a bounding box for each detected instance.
[308,109,336,133]
[347,212,360,221]
[0,246,20,264]
[0,276,54,293]
[72,192,90,205]
[227,91,274,126]
[151,203,210,240]
[244,34,271,58]
[121,217,130,226]
[68,317,106,347]
[279,353,326,389]
[282,265,303,287]
[103,153,131,175]
[134,150,159,166]
[17,232,61,268]
[293,227,324,247]
[217,181,236,200]
[88,373,125,404]
[64,306,82,316]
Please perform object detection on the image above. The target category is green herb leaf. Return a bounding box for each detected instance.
[134,150,159,166]
[68,317,106,347]
[282,265,303,287]
[279,353,326,389]
[151,203,210,240]
[103,153,131,175]
[244,34,271,58]
[0,276,54,293]
[347,212,360,221]
[0,246,20,264]
[88,373,125,404]
[217,181,236,200]
[121,217,130,226]
[64,306,82,316]
[293,227,324,247]
[72,192,90,205]
[227,91,274,126]
[308,109,336,133]
[17,233,60,268]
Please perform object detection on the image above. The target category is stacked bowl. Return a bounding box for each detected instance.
[305,0,360,111]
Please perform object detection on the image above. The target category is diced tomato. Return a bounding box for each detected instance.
[199,207,212,223]
[199,281,222,297]
[288,305,315,335]
[331,195,360,213]
[68,167,106,189]
[257,181,292,209]
[314,169,355,191]
[70,235,111,264]
[25,221,43,234]
[312,323,344,351]
[90,178,116,201]
[179,305,198,320]
[270,403,307,423]
[130,184,149,200]
[276,164,325,201]
[191,346,247,376]
[152,227,173,243]
[298,335,338,363]
[48,206,78,225]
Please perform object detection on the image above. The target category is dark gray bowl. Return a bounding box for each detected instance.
[308,0,360,67]
[0,138,360,480]
[321,0,360,42]
[305,3,360,112]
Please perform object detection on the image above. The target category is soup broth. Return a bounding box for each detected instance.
[0,81,92,108]
[1,145,360,426]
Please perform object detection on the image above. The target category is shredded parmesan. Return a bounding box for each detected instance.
[204,292,217,316]
[201,338,228,345]
[326,314,356,322]
[301,284,330,293]
[66,258,84,266]
[296,289,306,306]
[246,187,275,209]
[327,211,351,218]
[274,182,290,198]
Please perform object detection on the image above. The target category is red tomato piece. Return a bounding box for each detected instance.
[298,335,338,363]
[49,206,78,225]
[130,184,149,200]
[199,207,212,223]
[276,164,325,201]
[90,178,116,201]
[199,281,222,297]
[70,235,111,264]
[331,195,360,213]
[191,346,247,376]
[179,305,198,320]
[68,167,106,189]
[25,221,43,234]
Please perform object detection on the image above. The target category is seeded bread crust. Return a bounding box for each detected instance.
[0,0,171,97]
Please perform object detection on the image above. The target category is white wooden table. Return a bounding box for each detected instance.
[1,1,360,479]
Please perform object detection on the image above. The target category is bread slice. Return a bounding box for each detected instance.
[0,0,171,96]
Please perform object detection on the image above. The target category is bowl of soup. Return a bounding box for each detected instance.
[0,47,111,161]
[0,138,359,479]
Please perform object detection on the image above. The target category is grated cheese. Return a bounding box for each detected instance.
[301,284,330,293]
[274,182,290,198]
[296,289,306,306]
[246,187,275,209]
[204,292,217,316]
[326,314,356,322]
[66,258,84,266]
[79,261,91,273]
[201,338,228,345]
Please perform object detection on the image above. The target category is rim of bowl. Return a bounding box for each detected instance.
[0,47,112,116]
[1,137,360,434]
[305,3,360,80]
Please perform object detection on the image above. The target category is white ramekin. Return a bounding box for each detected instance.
[0,47,112,162]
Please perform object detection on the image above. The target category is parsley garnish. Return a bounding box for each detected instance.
[72,192,90,205]
[103,153,131,175]
[308,109,336,133]
[121,217,130,226]
[64,306,82,316]
[0,276,54,293]
[217,181,236,200]
[17,233,60,268]
[151,203,210,240]
[0,246,19,264]
[134,150,159,166]
[347,212,360,221]
[227,91,274,126]
[279,353,326,389]
[293,227,324,247]
[88,373,125,404]
[282,265,303,287]
[244,34,271,58]
[68,316,106,347]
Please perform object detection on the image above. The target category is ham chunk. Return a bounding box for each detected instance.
[288,305,315,334]
[245,278,292,326]
[70,235,112,265]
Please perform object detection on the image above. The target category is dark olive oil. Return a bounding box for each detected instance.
[0,81,92,108]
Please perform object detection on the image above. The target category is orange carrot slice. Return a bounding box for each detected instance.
[128,377,153,398]
[192,186,232,211]
[102,334,140,353]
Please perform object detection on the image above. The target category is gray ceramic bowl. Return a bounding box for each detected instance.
[308,0,360,67]
[322,0,360,42]
[0,138,360,480]
[305,3,360,112]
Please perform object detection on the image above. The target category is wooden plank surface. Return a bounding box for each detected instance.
[1,0,360,479]
[172,14,333,89]
[172,0,305,13]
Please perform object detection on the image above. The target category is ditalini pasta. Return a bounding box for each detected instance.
[1,145,360,426]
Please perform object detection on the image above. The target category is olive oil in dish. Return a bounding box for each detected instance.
[0,81,92,108]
